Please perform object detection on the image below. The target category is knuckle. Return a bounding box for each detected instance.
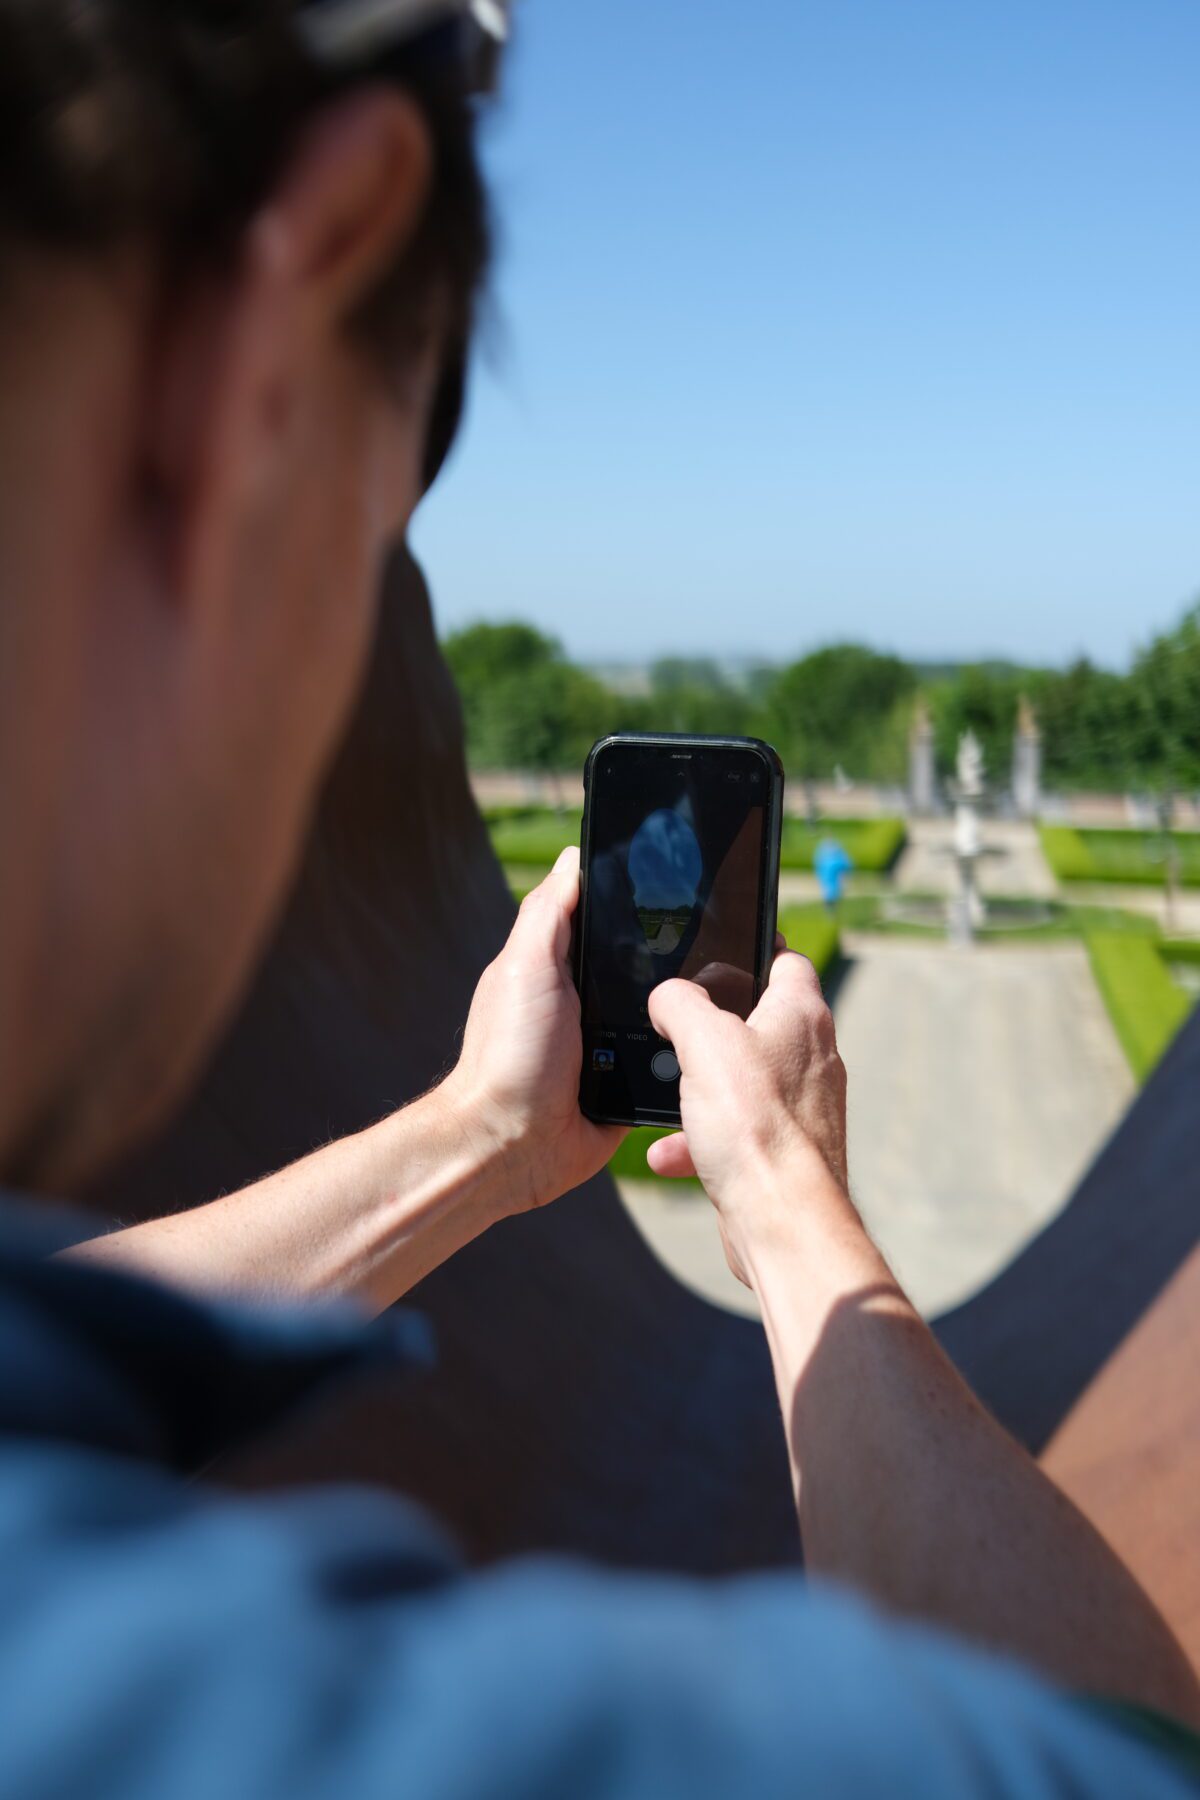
[475,960,500,1000]
[813,1001,838,1046]
[782,950,822,988]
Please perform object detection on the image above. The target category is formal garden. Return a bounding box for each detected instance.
[459,600,1200,1193]
[489,802,1198,1190]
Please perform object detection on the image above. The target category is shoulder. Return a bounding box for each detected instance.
[0,1459,1191,1800]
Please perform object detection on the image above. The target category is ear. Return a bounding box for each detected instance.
[270,87,434,332]
[142,89,432,615]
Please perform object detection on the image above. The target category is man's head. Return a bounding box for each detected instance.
[0,1,492,1190]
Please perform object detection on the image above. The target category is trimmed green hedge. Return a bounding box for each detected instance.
[779,816,906,874]
[1160,939,1200,966]
[1084,933,1192,1083]
[608,910,841,1185]
[776,906,842,976]
[1041,825,1200,888]
[1038,826,1093,882]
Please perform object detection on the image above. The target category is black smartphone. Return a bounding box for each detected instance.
[575,733,785,1128]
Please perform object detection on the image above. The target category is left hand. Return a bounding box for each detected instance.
[443,848,627,1214]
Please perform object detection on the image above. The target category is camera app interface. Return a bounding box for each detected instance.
[581,742,768,1119]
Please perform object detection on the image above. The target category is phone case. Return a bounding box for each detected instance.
[575,732,786,1129]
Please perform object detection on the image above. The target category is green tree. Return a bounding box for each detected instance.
[1028,660,1135,790]
[443,622,609,772]
[638,659,759,738]
[487,662,611,773]
[1026,603,1200,793]
[444,600,1200,793]
[1126,602,1200,790]
[764,645,915,782]
[930,665,1023,783]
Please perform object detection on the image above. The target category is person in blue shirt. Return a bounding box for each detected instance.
[815,836,854,912]
[0,3,1196,1795]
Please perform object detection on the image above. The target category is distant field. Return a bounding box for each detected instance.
[486,807,906,877]
[1040,825,1200,888]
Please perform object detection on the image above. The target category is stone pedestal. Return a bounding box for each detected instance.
[909,699,937,815]
[1013,696,1042,819]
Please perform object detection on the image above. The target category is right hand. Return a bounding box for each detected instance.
[646,950,851,1286]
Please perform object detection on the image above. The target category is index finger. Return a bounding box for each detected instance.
[648,977,740,1066]
[648,976,713,1041]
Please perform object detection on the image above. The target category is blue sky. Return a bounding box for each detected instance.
[411,0,1200,672]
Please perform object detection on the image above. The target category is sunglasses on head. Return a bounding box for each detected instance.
[297,0,511,96]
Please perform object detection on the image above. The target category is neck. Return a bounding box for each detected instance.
[0,258,142,1176]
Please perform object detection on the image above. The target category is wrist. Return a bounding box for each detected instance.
[431,1072,533,1224]
[736,1173,908,1406]
[721,1140,877,1299]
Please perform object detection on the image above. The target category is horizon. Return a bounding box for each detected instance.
[445,614,1196,681]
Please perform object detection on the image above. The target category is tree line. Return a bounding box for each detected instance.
[443,601,1200,792]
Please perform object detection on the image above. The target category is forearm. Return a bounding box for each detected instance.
[743,1169,1200,1724]
[67,1087,514,1316]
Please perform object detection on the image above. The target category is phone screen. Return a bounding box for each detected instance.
[578,738,776,1123]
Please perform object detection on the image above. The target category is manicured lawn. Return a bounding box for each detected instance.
[943,900,1159,945]
[488,809,582,867]
[1040,825,1200,888]
[791,894,1162,945]
[1084,933,1193,1083]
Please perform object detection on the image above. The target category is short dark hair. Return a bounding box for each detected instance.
[0,1,490,362]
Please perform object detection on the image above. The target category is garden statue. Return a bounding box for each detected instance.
[951,731,987,943]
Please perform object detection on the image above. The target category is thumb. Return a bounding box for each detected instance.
[749,949,824,1023]
[508,846,580,968]
[551,843,581,888]
[648,978,725,1065]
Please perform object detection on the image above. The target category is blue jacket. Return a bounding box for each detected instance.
[0,1200,1193,1799]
